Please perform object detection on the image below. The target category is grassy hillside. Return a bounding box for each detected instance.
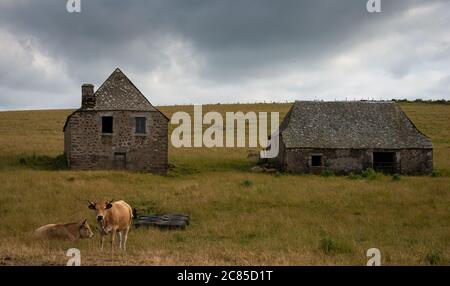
[0,102,448,265]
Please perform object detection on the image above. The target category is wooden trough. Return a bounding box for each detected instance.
[133,213,190,230]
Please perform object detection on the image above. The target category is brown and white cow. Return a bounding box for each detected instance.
[88,200,133,251]
[34,219,94,241]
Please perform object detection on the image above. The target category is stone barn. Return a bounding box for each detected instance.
[272,101,433,175]
[63,68,169,174]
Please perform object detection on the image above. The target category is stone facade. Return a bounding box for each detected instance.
[279,147,432,175]
[272,101,433,175]
[63,69,168,174]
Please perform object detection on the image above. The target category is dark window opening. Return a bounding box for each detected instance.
[135,117,146,134]
[102,116,113,134]
[311,155,323,167]
[373,152,397,173]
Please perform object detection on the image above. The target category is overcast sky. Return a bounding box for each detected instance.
[0,0,449,110]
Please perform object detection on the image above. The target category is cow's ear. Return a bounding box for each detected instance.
[106,202,113,209]
[88,203,96,210]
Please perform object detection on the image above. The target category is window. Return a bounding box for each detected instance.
[135,117,146,134]
[102,116,113,134]
[311,155,323,167]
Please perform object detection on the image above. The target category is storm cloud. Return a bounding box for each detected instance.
[0,0,449,110]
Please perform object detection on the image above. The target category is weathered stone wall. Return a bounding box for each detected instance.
[283,148,372,174]
[64,110,168,174]
[282,148,433,174]
[269,134,286,168]
[64,122,71,162]
[399,149,433,174]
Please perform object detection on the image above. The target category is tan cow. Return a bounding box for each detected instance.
[34,219,94,241]
[88,200,133,251]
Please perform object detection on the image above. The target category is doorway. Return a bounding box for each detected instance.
[114,152,126,170]
[373,152,397,173]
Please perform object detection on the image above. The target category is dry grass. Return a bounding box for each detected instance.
[0,102,449,265]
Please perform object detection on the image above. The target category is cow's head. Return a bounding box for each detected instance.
[88,200,114,223]
[79,219,94,239]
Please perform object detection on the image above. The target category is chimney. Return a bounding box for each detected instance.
[81,84,95,109]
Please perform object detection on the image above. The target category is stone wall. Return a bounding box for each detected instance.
[399,149,433,174]
[268,134,286,169]
[64,110,168,174]
[281,147,433,175]
[283,148,371,174]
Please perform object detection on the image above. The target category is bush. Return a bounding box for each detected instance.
[392,174,401,181]
[431,170,441,177]
[53,154,68,169]
[319,237,352,255]
[243,180,253,187]
[425,250,444,265]
[320,170,335,177]
[362,168,377,180]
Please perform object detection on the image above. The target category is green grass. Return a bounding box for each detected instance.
[319,236,353,255]
[320,170,335,177]
[242,179,254,187]
[425,250,445,265]
[361,168,377,180]
[392,174,401,181]
[0,103,449,265]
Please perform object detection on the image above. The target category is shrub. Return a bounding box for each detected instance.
[362,168,377,180]
[425,250,444,265]
[53,154,68,169]
[392,174,401,181]
[320,170,335,177]
[243,180,253,187]
[319,237,352,255]
[431,170,441,177]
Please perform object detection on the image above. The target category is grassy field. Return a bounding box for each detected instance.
[0,102,449,265]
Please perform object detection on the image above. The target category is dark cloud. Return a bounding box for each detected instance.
[0,0,448,110]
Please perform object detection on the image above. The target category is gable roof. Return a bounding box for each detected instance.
[63,68,168,131]
[280,101,432,149]
[88,68,156,111]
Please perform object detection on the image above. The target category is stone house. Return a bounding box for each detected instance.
[272,101,433,174]
[63,68,169,174]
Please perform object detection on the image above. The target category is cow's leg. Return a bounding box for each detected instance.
[118,231,123,250]
[123,226,130,251]
[110,229,116,253]
[100,233,105,251]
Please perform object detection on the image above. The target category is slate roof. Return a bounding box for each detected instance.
[280,101,432,149]
[63,68,167,131]
[86,68,156,111]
